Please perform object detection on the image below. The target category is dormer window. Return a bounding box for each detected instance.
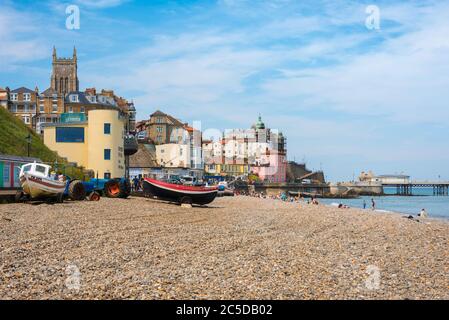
[90,96,97,103]
[70,94,79,103]
[11,93,18,101]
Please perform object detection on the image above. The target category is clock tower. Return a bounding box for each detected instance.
[50,46,79,95]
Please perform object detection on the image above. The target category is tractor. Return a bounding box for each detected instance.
[64,177,131,201]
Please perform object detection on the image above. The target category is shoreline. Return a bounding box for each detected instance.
[239,194,449,223]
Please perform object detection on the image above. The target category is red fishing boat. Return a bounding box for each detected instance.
[143,178,218,205]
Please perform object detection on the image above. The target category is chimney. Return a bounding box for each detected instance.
[85,88,96,96]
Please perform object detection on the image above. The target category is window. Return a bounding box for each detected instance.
[3,163,10,186]
[69,106,73,113]
[40,105,44,112]
[11,93,18,101]
[23,116,30,124]
[14,166,21,187]
[80,107,85,113]
[70,95,79,103]
[104,173,111,179]
[24,93,31,101]
[24,105,29,112]
[104,149,111,160]
[104,123,111,134]
[35,165,47,175]
[156,126,163,133]
[52,104,58,112]
[56,127,85,143]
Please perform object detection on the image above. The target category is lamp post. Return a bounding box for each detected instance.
[26,133,31,157]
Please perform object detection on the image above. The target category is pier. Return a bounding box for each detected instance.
[384,181,449,196]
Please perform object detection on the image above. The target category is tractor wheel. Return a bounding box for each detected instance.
[118,179,131,199]
[87,191,101,201]
[68,180,86,201]
[104,180,120,198]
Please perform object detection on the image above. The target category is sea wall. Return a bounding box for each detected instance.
[330,182,383,196]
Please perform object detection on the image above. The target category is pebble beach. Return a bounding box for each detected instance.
[0,196,447,300]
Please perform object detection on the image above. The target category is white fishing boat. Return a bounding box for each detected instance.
[18,162,67,202]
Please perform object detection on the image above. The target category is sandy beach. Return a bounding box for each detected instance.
[0,196,447,300]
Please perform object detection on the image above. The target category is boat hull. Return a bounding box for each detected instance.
[20,173,66,199]
[143,178,218,205]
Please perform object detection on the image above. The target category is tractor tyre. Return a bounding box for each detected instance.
[104,180,121,198]
[118,179,131,199]
[68,180,86,201]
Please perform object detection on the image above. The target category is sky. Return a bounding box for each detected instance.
[1,0,449,181]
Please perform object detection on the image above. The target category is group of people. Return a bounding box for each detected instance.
[239,191,321,205]
[362,198,377,210]
[131,176,144,192]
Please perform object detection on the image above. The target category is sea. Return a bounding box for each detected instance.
[319,187,449,220]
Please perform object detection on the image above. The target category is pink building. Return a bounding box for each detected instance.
[251,150,287,183]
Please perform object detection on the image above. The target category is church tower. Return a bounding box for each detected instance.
[50,46,79,95]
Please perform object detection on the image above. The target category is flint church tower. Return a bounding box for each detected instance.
[50,46,79,95]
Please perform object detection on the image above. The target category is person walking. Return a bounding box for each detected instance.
[363,200,367,209]
[371,198,376,210]
[132,176,139,192]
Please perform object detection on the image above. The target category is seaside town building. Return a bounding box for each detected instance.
[2,47,135,137]
[131,110,204,180]
[203,115,288,182]
[42,109,126,179]
[5,87,39,128]
[0,87,10,110]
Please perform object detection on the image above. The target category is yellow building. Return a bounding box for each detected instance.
[43,109,125,179]
[205,163,249,177]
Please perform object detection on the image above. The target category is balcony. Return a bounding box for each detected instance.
[124,135,138,156]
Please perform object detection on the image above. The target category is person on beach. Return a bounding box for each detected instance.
[58,173,65,182]
[371,198,376,210]
[363,200,367,209]
[132,176,139,192]
[418,208,428,218]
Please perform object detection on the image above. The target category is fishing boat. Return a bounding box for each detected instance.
[143,178,218,205]
[18,162,67,202]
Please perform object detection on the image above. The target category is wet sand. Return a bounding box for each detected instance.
[0,196,447,299]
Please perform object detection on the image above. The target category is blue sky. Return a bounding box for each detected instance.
[1,0,449,181]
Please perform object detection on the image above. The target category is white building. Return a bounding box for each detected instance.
[156,144,191,168]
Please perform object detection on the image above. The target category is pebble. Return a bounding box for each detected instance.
[0,196,447,300]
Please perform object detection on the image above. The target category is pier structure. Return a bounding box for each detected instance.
[384,181,449,196]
